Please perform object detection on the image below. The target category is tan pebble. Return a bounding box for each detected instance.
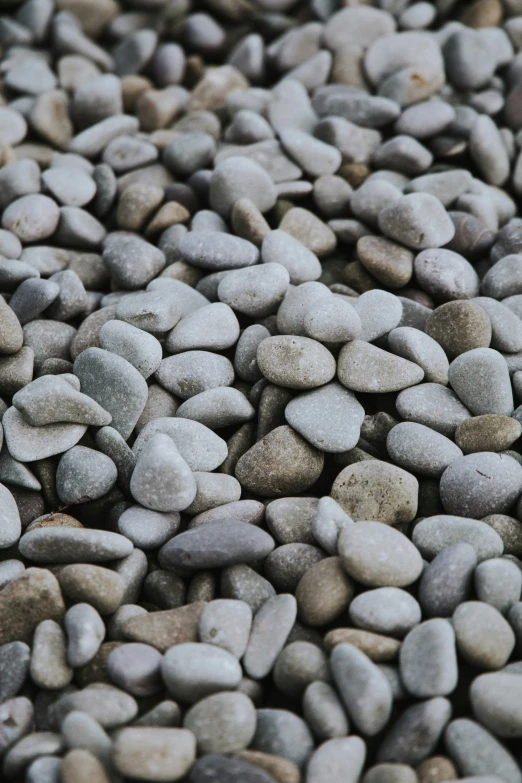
[416,756,458,783]
[236,750,301,783]
[61,748,110,783]
[324,628,401,662]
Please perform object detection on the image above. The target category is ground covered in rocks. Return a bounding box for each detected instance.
[2,0,522,780]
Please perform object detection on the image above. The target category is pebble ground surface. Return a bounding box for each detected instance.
[3,0,522,781]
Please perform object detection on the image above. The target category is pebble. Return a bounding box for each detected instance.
[378,193,455,250]
[64,603,105,668]
[58,564,125,615]
[418,543,478,617]
[113,728,196,781]
[184,691,256,754]
[387,422,462,478]
[474,558,522,615]
[396,382,471,437]
[412,515,504,562]
[243,594,297,680]
[425,301,492,359]
[285,382,364,453]
[349,588,421,639]
[448,348,514,416]
[440,452,522,518]
[198,599,252,658]
[388,327,449,384]
[453,601,515,670]
[30,620,72,690]
[210,157,277,218]
[338,340,424,393]
[179,230,259,271]
[162,642,242,703]
[56,446,117,504]
[399,619,458,697]
[377,698,453,766]
[331,461,418,525]
[18,527,133,564]
[117,505,179,550]
[130,433,197,512]
[338,521,423,587]
[470,672,522,738]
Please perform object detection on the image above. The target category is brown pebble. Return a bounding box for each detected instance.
[296,557,354,627]
[137,89,180,132]
[280,207,337,257]
[0,567,65,645]
[343,261,378,293]
[339,162,371,188]
[117,184,164,232]
[61,748,110,783]
[56,0,119,38]
[121,602,206,652]
[231,198,270,246]
[357,235,414,290]
[323,628,401,662]
[425,301,492,359]
[482,514,522,557]
[236,751,301,783]
[26,512,83,531]
[416,755,458,783]
[459,0,502,27]
[29,90,73,151]
[145,201,191,238]
[121,75,153,113]
[57,564,126,614]
[455,414,522,454]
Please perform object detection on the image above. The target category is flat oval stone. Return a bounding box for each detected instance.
[183,691,257,755]
[412,515,504,562]
[198,599,252,659]
[0,568,65,646]
[107,643,163,697]
[251,708,314,768]
[3,407,87,463]
[338,521,423,587]
[414,248,479,302]
[453,602,515,670]
[378,193,455,250]
[73,347,148,439]
[65,602,105,668]
[377,697,452,766]
[257,335,336,390]
[261,230,322,285]
[302,681,349,741]
[440,452,522,519]
[19,527,133,564]
[113,727,190,783]
[349,588,421,639]
[448,348,513,416]
[296,557,354,627]
[210,156,277,218]
[400,619,458,697]
[445,718,522,783]
[388,327,449,385]
[178,230,259,271]
[117,506,180,550]
[30,620,72,690]
[0,483,22,549]
[162,642,242,703]
[331,461,418,524]
[160,521,275,571]
[396,383,471,437]
[50,685,138,729]
[330,642,393,737]
[470,672,522,738]
[56,446,117,505]
[474,558,522,615]
[166,302,240,354]
[306,737,366,783]
[285,382,365,453]
[133,418,227,472]
[176,387,255,429]
[456,416,522,455]
[243,594,297,680]
[235,425,324,498]
[130,433,197,513]
[156,351,234,399]
[338,340,424,393]
[418,543,477,617]
[58,564,126,615]
[387,422,463,478]
[425,301,492,360]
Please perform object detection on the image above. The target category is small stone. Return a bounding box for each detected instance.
[117,506,179,550]
[30,620,72,690]
[210,156,277,218]
[0,641,30,702]
[306,736,366,783]
[349,588,421,639]
[412,515,504,562]
[470,672,522,738]
[58,564,125,615]
[179,230,259,271]
[357,236,413,289]
[133,417,227,472]
[456,416,522,455]
[331,461,418,525]
[2,194,60,243]
[162,642,241,703]
[474,558,522,615]
[184,691,256,754]
[218,263,289,318]
[106,643,162,697]
[453,602,515,670]
[19,527,133,564]
[425,301,492,359]
[279,207,337,258]
[113,727,195,781]
[377,698,453,766]
[388,327,449,385]
[440,452,522,519]
[386,422,462,478]
[445,718,522,783]
[166,303,239,354]
[396,383,471,438]
[418,543,477,617]
[378,193,455,250]
[400,619,458,697]
[338,340,424,393]
[303,296,361,342]
[338,521,423,587]
[414,248,479,302]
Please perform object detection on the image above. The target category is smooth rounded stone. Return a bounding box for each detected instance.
[349,588,421,639]
[2,406,86,463]
[210,157,277,219]
[114,291,182,335]
[0,641,29,702]
[166,303,239,354]
[106,643,162,697]
[13,373,110,427]
[176,387,254,429]
[136,385,179,433]
[3,732,65,780]
[276,281,331,337]
[396,383,471,438]
[312,496,354,555]
[162,642,242,704]
[130,433,196,513]
[264,497,317,546]
[249,708,313,770]
[235,425,324,497]
[470,672,522,738]
[303,681,349,741]
[362,763,418,783]
[377,698,452,766]
[388,327,449,385]
[285,382,364,454]
[218,263,289,318]
[330,642,393,737]
[235,326,270,384]
[0,483,21,549]
[161,520,274,571]
[371,135,433,177]
[0,301,22,357]
[0,696,34,756]
[0,567,65,647]
[189,753,279,783]
[303,296,361,343]
[264,543,324,592]
[198,599,252,659]
[0,560,25,590]
[453,601,515,670]
[26,756,62,783]
[221,565,276,615]
[0,264,39,297]
[18,527,133,564]
[418,543,477,618]
[399,619,458,698]
[191,500,264,529]
[98,320,162,379]
[483,255,522,300]
[41,167,96,209]
[9,279,61,325]
[354,290,402,343]
[482,514,522,558]
[51,684,138,730]
[242,594,296,680]
[56,446,117,505]
[332,461,419,525]
[143,569,185,610]
[0,106,27,145]
[272,641,329,700]
[65,603,105,668]
[307,736,366,783]
[338,521,423,587]
[133,418,227,472]
[262,230,323,285]
[472,297,522,354]
[395,100,455,139]
[279,207,337,259]
[185,472,241,516]
[117,506,179,550]
[103,235,166,290]
[2,194,60,243]
[113,727,195,781]
[278,129,341,178]
[440,452,522,519]
[475,558,522,615]
[60,709,112,766]
[73,347,148,439]
[350,179,402,228]
[469,115,510,187]
[30,620,72,690]
[58,564,125,615]
[445,719,522,783]
[103,136,157,175]
[425,301,492,360]
[178,231,258,272]
[386,422,462,478]
[257,335,335,391]
[449,348,514,416]
[357,236,413,290]
[184,692,256,755]
[0,230,22,260]
[163,133,216,178]
[338,340,424,393]
[414,248,479,303]
[413,516,504,563]
[378,193,455,250]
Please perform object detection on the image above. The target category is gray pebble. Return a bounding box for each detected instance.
[449,348,514,415]
[2,194,60,243]
[377,697,452,765]
[355,290,403,342]
[179,230,259,271]
[166,303,239,354]
[396,382,471,437]
[440,452,522,519]
[162,642,241,703]
[41,167,96,208]
[18,526,133,563]
[265,543,324,592]
[218,263,289,317]
[65,603,105,667]
[56,445,117,505]
[235,325,270,383]
[312,495,354,555]
[0,483,21,549]
[475,558,522,615]
[445,718,522,783]
[117,505,179,550]
[99,319,162,379]
[13,374,110,427]
[103,234,166,290]
[251,707,314,768]
[415,248,479,302]
[388,327,449,385]
[0,641,29,702]
[184,691,256,754]
[198,599,252,659]
[413,515,504,562]
[338,340,424,393]
[243,594,296,680]
[9,279,60,325]
[400,619,458,697]
[349,588,421,638]
[378,193,455,250]
[303,295,361,343]
[470,672,522,738]
[210,156,277,218]
[156,351,233,400]
[3,406,86,462]
[285,382,364,453]
[130,433,196,513]
[338,521,423,587]
[307,736,366,783]
[49,685,137,729]
[221,565,276,614]
[387,422,462,478]
[133,417,227,472]
[453,601,515,670]
[30,620,72,690]
[107,643,162,697]
[303,681,349,741]
[418,542,477,617]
